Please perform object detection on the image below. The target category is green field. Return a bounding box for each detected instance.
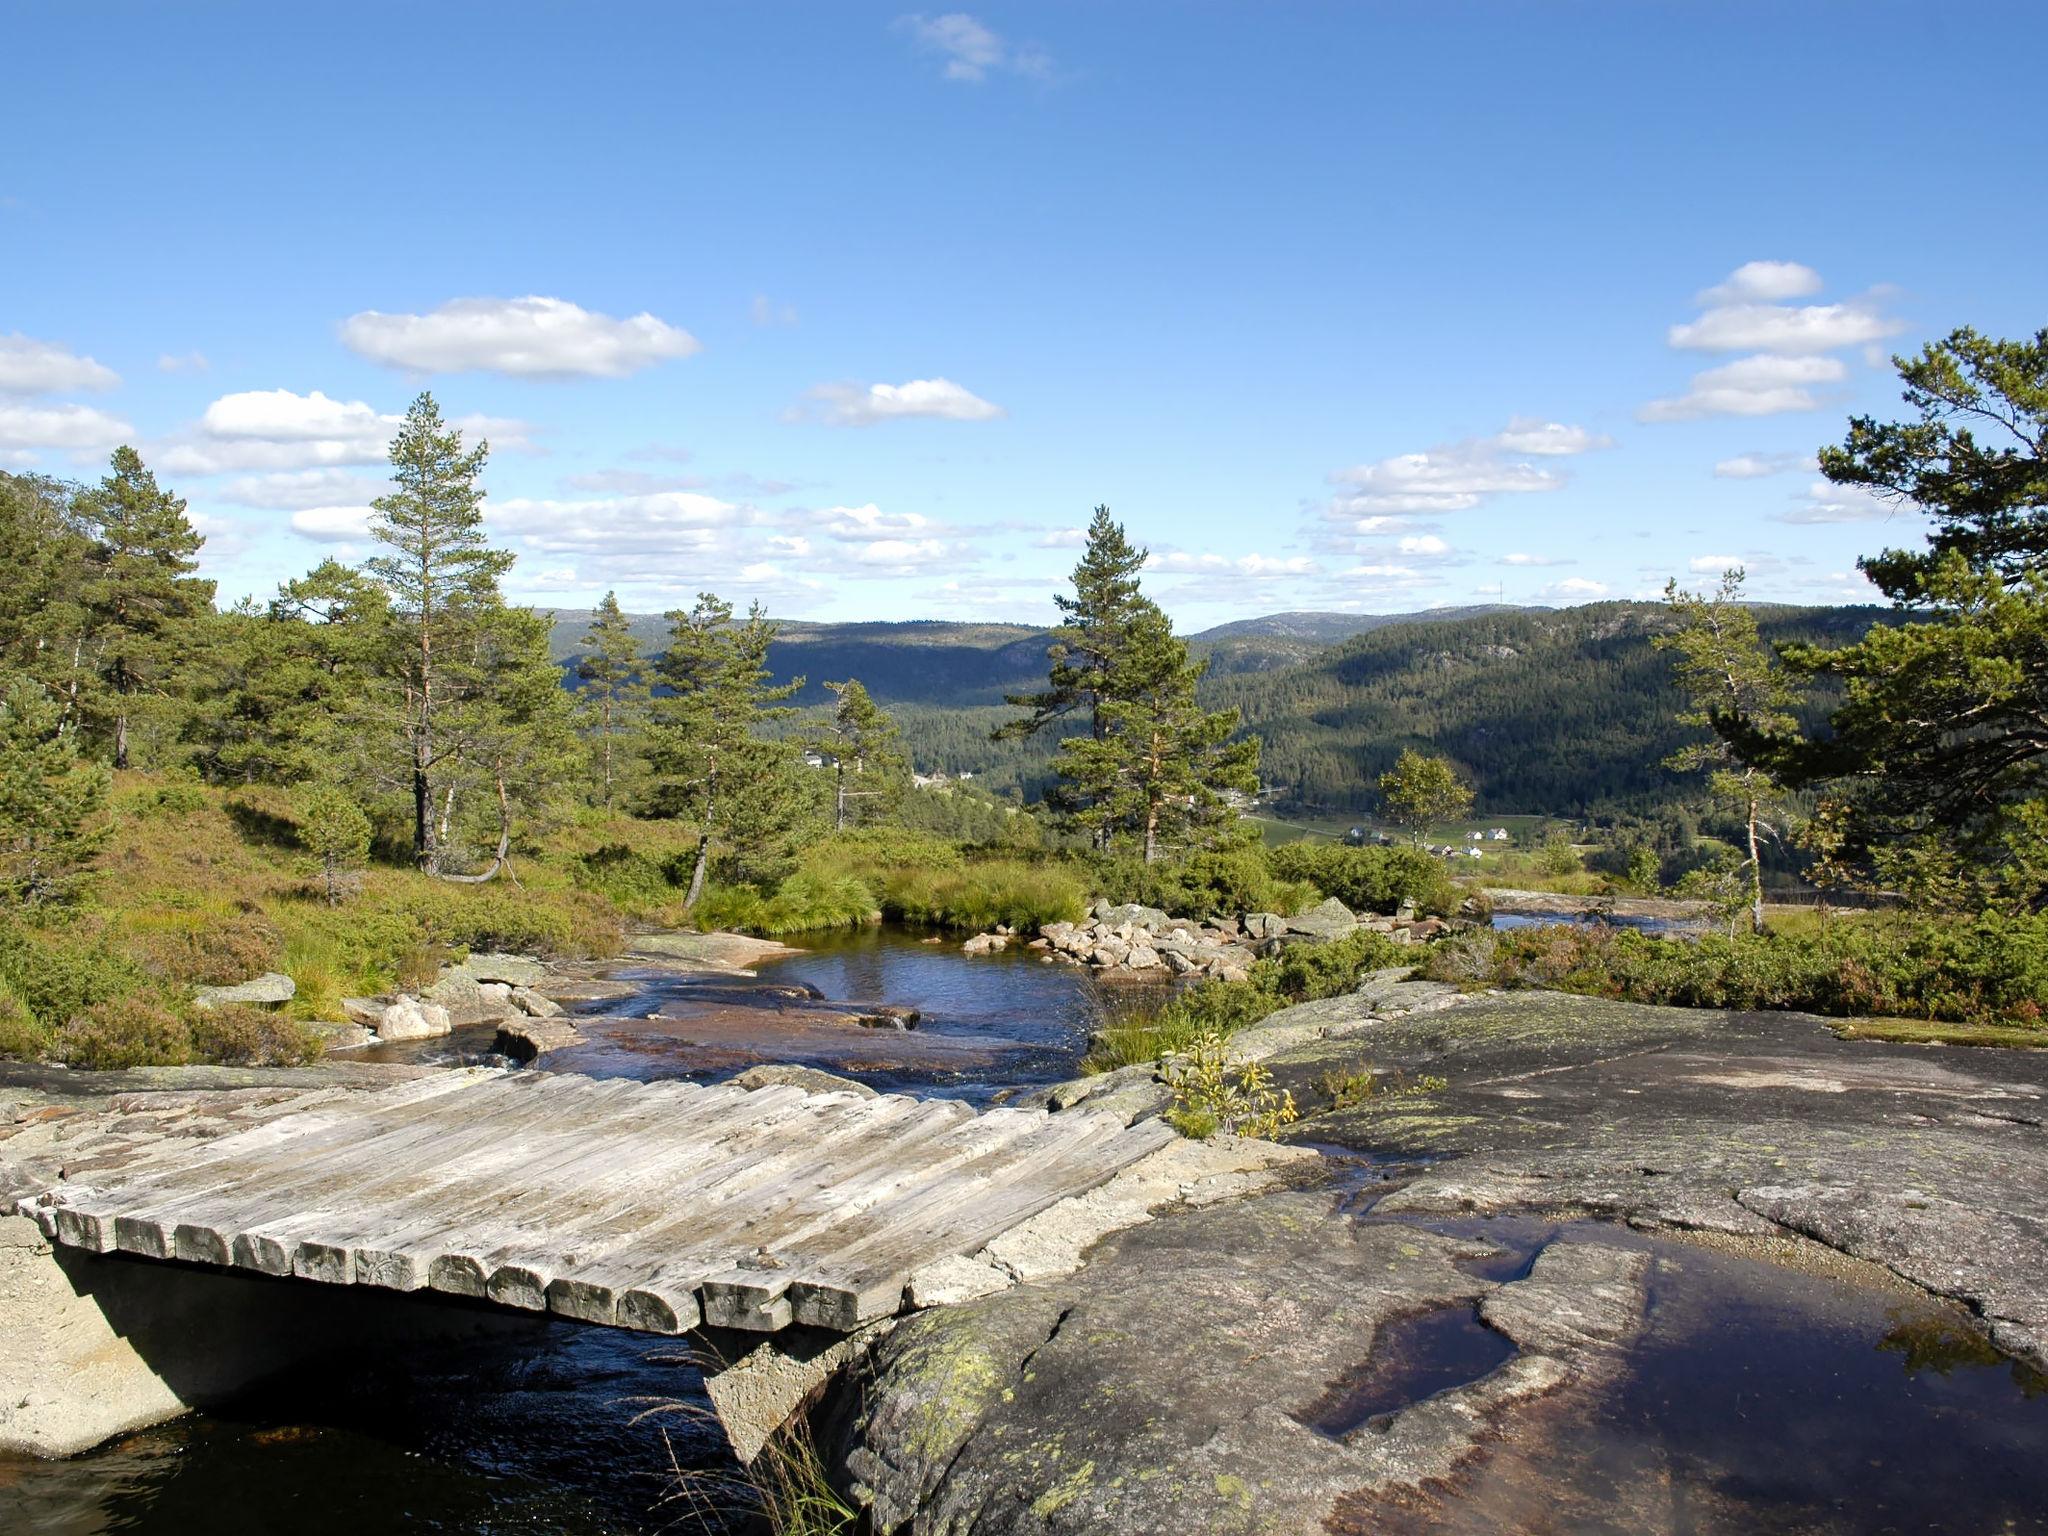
[1247,811,1558,850]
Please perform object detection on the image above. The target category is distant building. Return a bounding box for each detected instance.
[1490,828,1510,841]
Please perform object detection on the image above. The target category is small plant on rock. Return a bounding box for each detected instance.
[1164,1031,1298,1139]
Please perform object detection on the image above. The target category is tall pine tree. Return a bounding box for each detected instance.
[816,678,904,831]
[364,393,508,873]
[576,592,649,807]
[1000,505,1149,745]
[645,595,809,907]
[73,447,213,768]
[1054,602,1258,861]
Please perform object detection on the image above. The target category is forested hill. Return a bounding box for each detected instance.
[545,607,1516,705]
[1210,600,1890,817]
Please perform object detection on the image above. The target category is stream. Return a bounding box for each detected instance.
[9,928,2048,1533]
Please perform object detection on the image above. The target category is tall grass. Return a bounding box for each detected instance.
[879,860,1088,932]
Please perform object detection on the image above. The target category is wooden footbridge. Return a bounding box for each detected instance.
[18,1069,1175,1337]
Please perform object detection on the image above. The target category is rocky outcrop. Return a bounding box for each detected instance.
[728,1064,880,1098]
[192,973,295,1009]
[831,1189,1649,1535]
[1007,898,1455,979]
[491,1015,582,1063]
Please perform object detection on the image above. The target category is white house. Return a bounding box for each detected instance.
[1490,828,1510,841]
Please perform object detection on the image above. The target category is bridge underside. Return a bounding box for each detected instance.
[17,1069,1175,1338]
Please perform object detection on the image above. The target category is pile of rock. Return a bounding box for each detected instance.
[958,897,1457,979]
[337,951,578,1054]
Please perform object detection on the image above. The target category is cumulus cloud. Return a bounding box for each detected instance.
[1147,550,1319,577]
[0,401,133,453]
[897,12,1052,82]
[159,389,537,475]
[796,377,1004,427]
[1714,450,1814,479]
[1396,534,1453,558]
[340,296,701,378]
[1639,354,1845,422]
[1778,478,1900,525]
[1670,300,1901,355]
[290,505,377,542]
[0,333,119,394]
[1325,418,1604,516]
[1538,576,1609,600]
[221,468,384,510]
[1687,553,1744,574]
[1492,418,1614,456]
[1033,526,1088,548]
[1643,263,1902,422]
[1697,260,1824,306]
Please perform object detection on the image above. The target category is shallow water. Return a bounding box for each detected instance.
[1492,911,1694,935]
[12,940,2048,1533]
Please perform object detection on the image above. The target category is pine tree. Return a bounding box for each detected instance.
[298,782,371,905]
[576,592,649,807]
[72,447,214,768]
[0,675,110,907]
[817,678,905,831]
[364,394,508,873]
[1052,602,1259,861]
[1655,569,1802,933]
[645,595,809,907]
[0,471,91,698]
[1000,505,1149,745]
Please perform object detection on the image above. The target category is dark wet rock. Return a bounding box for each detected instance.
[192,972,295,1009]
[492,1016,582,1063]
[729,1064,880,1098]
[831,1190,1647,1535]
[1266,985,2048,1366]
[852,1005,922,1031]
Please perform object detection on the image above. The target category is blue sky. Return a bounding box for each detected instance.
[3,1,2042,627]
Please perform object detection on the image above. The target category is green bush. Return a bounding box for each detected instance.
[1086,927,1408,1070]
[1096,846,1315,920]
[880,860,1088,933]
[1267,843,1461,916]
[188,1004,322,1066]
[1421,912,2048,1027]
[695,871,879,936]
[574,842,685,914]
[0,919,147,1029]
[0,976,50,1060]
[56,996,193,1069]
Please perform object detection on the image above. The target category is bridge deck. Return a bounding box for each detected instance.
[19,1069,1175,1335]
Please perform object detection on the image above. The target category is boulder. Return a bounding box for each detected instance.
[463,951,549,988]
[341,996,390,1028]
[961,933,1008,956]
[728,1064,878,1098]
[1125,943,1161,970]
[509,986,563,1019]
[1090,934,1132,967]
[1098,903,1171,935]
[1242,912,1287,941]
[1285,896,1359,941]
[193,973,295,1009]
[374,996,452,1042]
[306,1020,374,1051]
[493,1016,581,1063]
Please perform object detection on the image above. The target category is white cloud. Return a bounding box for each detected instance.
[1779,478,1900,525]
[1670,300,1901,355]
[1493,418,1614,456]
[1499,552,1567,567]
[1326,418,1603,517]
[1395,534,1452,558]
[0,401,133,453]
[159,389,536,474]
[221,468,383,510]
[1714,450,1814,479]
[798,377,1004,427]
[1034,526,1088,548]
[340,296,701,379]
[157,351,209,374]
[1148,550,1318,577]
[898,12,1052,82]
[1687,554,1744,574]
[1640,354,1845,422]
[290,505,377,542]
[818,503,937,540]
[1539,576,1609,599]
[0,333,119,395]
[1697,260,1823,306]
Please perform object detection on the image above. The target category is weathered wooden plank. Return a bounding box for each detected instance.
[477,1090,946,1317]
